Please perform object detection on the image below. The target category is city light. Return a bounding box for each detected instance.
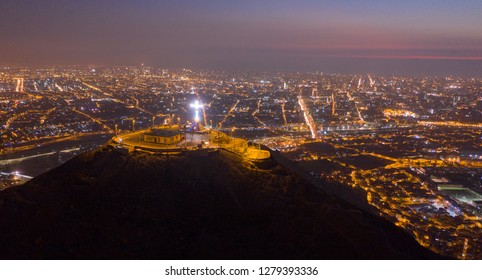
[1,67,482,260]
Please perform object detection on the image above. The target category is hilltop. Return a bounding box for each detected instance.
[0,145,440,259]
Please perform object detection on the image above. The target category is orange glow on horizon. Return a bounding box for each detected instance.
[338,55,482,61]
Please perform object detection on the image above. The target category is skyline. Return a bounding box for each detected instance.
[1,0,482,76]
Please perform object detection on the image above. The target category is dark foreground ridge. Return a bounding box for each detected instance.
[0,146,441,259]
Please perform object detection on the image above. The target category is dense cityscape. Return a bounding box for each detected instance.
[1,66,481,259]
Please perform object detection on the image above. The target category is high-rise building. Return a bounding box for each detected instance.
[331,92,336,116]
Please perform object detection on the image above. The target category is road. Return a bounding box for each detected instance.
[218,99,239,127]
[0,147,80,165]
[297,95,317,138]
[72,108,113,132]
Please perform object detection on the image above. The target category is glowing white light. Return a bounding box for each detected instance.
[190,100,204,123]
[194,110,200,122]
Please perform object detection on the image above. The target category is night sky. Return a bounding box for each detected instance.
[1,0,482,76]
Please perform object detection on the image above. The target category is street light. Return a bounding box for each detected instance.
[231,127,236,149]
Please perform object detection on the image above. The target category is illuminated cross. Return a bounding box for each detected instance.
[190,100,204,123]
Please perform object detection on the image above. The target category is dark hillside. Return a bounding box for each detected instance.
[0,146,441,259]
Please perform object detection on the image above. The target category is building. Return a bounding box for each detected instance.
[143,129,182,145]
[477,100,482,112]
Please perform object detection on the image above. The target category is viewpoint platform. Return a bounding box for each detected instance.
[111,124,270,161]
